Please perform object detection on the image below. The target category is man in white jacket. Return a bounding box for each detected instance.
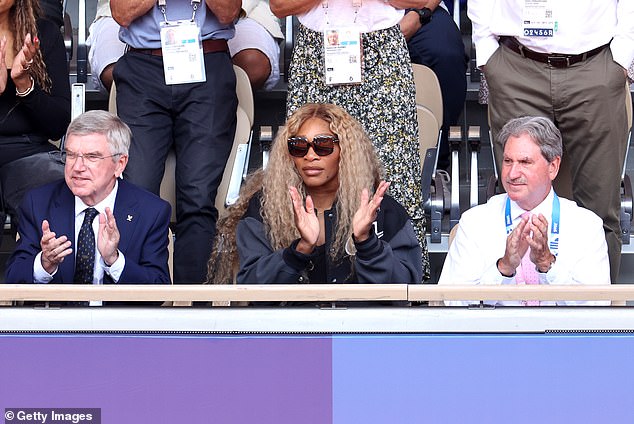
[439,116,610,306]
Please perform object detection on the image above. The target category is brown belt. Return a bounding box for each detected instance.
[129,38,228,56]
[498,36,609,68]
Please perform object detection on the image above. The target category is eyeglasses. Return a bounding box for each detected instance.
[61,150,122,165]
[287,135,339,157]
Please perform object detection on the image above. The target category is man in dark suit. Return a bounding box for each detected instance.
[5,110,171,285]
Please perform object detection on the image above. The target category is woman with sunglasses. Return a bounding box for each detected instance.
[207,103,423,288]
[270,0,429,281]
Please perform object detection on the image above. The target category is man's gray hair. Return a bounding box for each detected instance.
[498,116,563,162]
[66,110,131,156]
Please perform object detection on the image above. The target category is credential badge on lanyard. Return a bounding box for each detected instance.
[158,0,206,85]
[522,0,556,37]
[322,0,363,86]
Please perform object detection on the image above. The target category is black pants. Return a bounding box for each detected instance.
[114,50,237,283]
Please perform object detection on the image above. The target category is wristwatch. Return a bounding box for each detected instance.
[411,7,432,26]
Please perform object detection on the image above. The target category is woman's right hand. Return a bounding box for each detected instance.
[11,33,38,92]
[0,36,7,94]
[289,186,319,254]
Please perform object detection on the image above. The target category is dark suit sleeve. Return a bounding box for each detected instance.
[117,198,172,284]
[5,191,44,283]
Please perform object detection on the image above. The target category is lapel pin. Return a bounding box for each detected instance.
[127,215,133,222]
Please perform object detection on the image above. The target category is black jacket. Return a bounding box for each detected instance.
[236,194,423,285]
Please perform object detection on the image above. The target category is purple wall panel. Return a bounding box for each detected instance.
[0,335,332,424]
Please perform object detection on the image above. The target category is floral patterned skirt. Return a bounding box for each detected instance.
[286,23,429,279]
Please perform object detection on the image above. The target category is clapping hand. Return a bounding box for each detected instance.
[498,213,554,275]
[526,213,555,271]
[497,214,531,276]
[98,207,120,266]
[352,181,389,242]
[11,33,39,91]
[289,185,319,254]
[40,220,73,274]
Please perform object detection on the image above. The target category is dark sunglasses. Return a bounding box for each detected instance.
[287,135,339,157]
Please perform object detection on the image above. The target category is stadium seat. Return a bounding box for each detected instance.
[412,63,453,243]
[619,84,633,243]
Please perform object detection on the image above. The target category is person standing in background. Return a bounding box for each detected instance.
[89,0,284,93]
[230,0,284,91]
[111,0,240,283]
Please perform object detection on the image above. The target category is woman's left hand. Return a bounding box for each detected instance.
[352,181,389,243]
[11,33,39,91]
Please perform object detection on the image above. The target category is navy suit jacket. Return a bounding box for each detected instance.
[5,178,171,284]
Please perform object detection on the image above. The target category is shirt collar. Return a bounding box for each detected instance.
[509,187,555,222]
[74,180,119,218]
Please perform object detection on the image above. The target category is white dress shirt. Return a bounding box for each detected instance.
[468,0,634,69]
[439,189,610,306]
[33,181,126,287]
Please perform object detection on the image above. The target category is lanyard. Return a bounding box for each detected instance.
[322,0,362,25]
[504,193,560,257]
[158,0,201,23]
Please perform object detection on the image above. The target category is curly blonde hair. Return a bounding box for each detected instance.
[207,103,383,284]
[11,0,52,93]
